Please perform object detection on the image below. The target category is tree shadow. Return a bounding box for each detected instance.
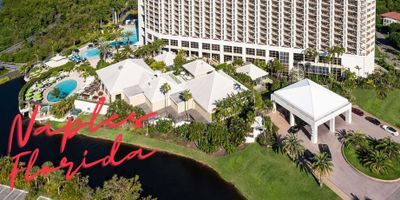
[272,134,284,153]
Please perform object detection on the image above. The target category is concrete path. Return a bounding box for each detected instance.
[270,111,400,200]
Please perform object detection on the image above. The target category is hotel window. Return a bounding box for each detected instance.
[191,51,199,57]
[191,42,199,49]
[233,56,243,61]
[224,55,233,62]
[279,52,289,65]
[234,47,242,54]
[294,53,304,63]
[147,33,153,40]
[212,54,220,61]
[212,44,220,51]
[182,41,190,48]
[170,40,178,46]
[269,50,279,58]
[333,58,342,65]
[246,58,255,63]
[224,45,232,53]
[246,48,255,55]
[256,49,266,57]
[202,43,210,50]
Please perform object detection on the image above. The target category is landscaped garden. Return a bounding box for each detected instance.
[353,88,400,128]
[342,131,400,180]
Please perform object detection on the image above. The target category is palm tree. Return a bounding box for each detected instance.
[122,30,134,46]
[362,150,392,175]
[98,37,111,60]
[344,130,367,149]
[304,47,319,63]
[376,137,400,159]
[180,90,192,120]
[160,83,171,114]
[312,152,334,187]
[113,29,123,53]
[282,133,305,161]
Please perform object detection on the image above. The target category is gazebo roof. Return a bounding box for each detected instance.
[236,63,268,80]
[272,79,350,121]
[183,59,215,78]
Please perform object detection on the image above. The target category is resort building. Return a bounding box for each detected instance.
[96,58,246,122]
[381,12,400,26]
[271,79,352,144]
[138,0,376,77]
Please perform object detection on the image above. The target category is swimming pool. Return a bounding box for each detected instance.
[81,48,100,59]
[47,79,77,103]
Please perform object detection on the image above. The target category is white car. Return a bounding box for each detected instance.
[381,125,399,136]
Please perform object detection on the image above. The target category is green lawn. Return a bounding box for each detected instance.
[353,88,400,128]
[342,144,400,180]
[51,116,339,200]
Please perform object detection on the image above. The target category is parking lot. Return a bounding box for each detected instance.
[270,110,400,200]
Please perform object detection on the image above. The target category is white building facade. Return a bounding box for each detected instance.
[138,0,376,77]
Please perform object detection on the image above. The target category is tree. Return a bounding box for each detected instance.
[304,48,319,63]
[228,117,249,147]
[344,130,367,149]
[188,121,206,142]
[98,38,111,60]
[122,31,134,46]
[106,99,135,122]
[160,82,171,112]
[282,133,305,161]
[51,88,61,98]
[50,95,77,118]
[375,137,400,159]
[362,150,392,175]
[256,117,278,147]
[173,50,186,75]
[180,90,192,120]
[150,61,167,72]
[271,58,284,78]
[94,175,153,200]
[312,152,334,187]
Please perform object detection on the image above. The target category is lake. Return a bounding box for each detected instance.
[0,78,244,200]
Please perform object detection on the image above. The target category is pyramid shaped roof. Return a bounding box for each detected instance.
[236,63,268,80]
[97,59,153,93]
[185,71,246,112]
[154,51,176,66]
[273,79,349,120]
[183,59,215,77]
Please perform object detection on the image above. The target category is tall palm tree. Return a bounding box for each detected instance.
[282,133,305,161]
[376,137,400,159]
[98,37,110,60]
[113,29,123,53]
[180,90,192,120]
[312,152,334,187]
[160,82,171,114]
[362,150,392,175]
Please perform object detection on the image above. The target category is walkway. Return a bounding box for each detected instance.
[270,112,400,200]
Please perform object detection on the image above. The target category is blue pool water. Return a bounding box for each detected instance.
[81,21,139,59]
[82,48,100,59]
[47,79,77,103]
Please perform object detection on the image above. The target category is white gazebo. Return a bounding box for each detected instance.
[154,51,176,66]
[271,79,352,144]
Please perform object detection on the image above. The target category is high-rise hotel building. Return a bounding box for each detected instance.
[138,0,376,77]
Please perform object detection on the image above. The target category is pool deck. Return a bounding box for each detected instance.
[42,72,85,105]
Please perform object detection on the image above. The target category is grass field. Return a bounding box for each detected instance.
[353,88,400,128]
[51,116,339,200]
[342,144,400,180]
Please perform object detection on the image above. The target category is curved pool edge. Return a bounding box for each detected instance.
[44,78,78,104]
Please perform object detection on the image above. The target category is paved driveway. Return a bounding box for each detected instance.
[270,112,400,200]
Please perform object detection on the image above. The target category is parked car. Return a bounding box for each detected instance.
[352,108,364,116]
[381,125,399,136]
[303,149,316,163]
[365,116,381,126]
[318,144,332,161]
